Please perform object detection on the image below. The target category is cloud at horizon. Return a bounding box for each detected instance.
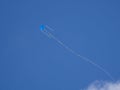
[82,80,120,90]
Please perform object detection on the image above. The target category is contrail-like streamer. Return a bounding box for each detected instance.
[45,25,54,31]
[41,29,52,38]
[40,25,114,81]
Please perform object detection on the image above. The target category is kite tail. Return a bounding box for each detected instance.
[40,26,114,81]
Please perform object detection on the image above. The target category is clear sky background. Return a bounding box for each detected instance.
[0,0,120,90]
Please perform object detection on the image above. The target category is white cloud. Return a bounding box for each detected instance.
[82,80,120,90]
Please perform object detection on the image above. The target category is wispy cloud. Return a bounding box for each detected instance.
[82,80,120,90]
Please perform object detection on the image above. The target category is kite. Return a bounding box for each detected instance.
[39,24,114,81]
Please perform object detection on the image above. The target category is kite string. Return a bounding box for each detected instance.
[41,26,114,81]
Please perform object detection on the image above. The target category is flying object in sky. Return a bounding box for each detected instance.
[39,24,114,81]
[40,25,45,31]
[39,24,52,38]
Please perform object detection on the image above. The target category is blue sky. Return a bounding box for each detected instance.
[0,0,120,90]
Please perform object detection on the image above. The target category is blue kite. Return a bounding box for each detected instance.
[40,25,45,31]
